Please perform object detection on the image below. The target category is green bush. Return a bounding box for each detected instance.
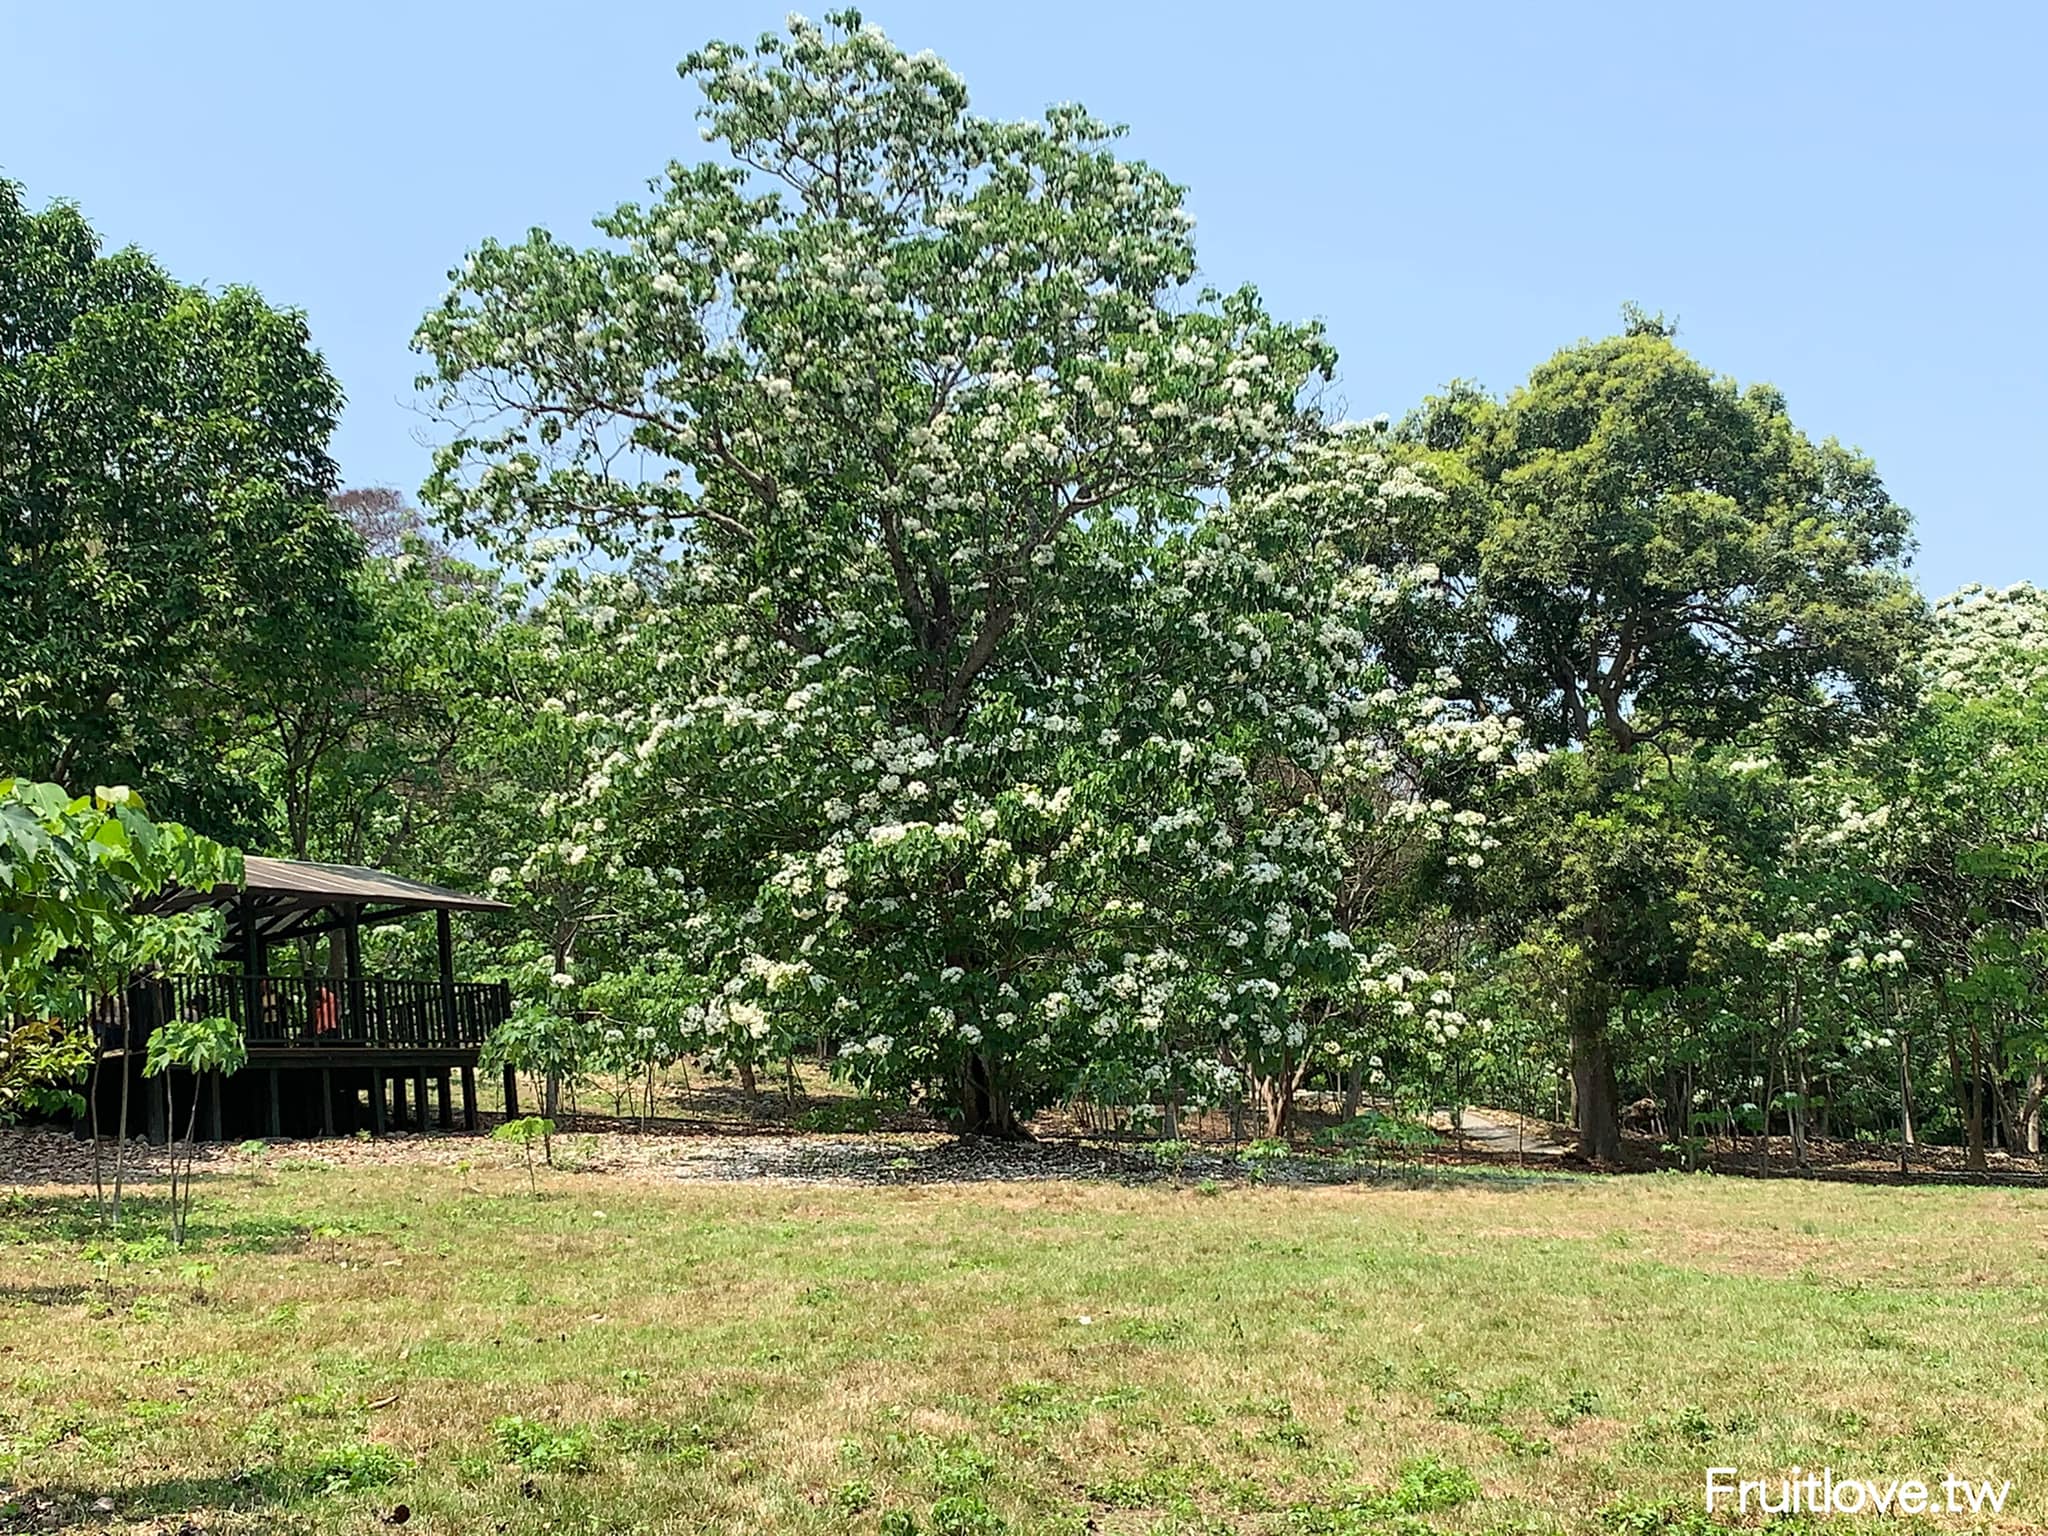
[793,1098,883,1133]
[492,1415,593,1473]
[1384,1455,1480,1513]
[929,1493,1006,1536]
[302,1440,406,1494]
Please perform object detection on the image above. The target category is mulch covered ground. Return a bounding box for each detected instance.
[6,1112,2039,1190]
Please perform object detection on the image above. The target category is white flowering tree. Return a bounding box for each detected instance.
[1726,586,2048,1169]
[1877,587,2048,1165]
[1062,433,1535,1134]
[417,12,1334,1135]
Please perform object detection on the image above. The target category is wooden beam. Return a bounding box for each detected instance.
[461,1065,477,1132]
[502,1065,520,1120]
[437,1070,453,1130]
[371,1072,387,1135]
[320,1067,335,1137]
[206,1071,224,1142]
[267,1069,281,1138]
[413,1069,428,1132]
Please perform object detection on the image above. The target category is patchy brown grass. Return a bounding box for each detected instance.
[4,1139,2048,1534]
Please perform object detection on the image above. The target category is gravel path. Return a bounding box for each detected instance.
[0,1125,1183,1188]
[0,1125,1453,1190]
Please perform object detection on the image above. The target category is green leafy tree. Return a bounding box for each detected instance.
[234,533,506,867]
[1855,586,2048,1166]
[0,177,361,836]
[1389,316,1924,1157]
[144,1011,247,1243]
[0,779,240,1222]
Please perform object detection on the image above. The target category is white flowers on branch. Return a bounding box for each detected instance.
[413,11,1539,1129]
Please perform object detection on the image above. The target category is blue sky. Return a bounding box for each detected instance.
[4,1,2041,597]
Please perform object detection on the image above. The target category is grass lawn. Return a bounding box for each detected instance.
[3,1150,2045,1534]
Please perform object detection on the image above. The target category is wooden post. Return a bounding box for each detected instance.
[436,909,458,1047]
[372,1072,387,1135]
[437,1070,453,1129]
[342,914,365,1043]
[461,1065,478,1131]
[320,1067,334,1137]
[393,1073,408,1129]
[206,1071,224,1142]
[239,891,262,1044]
[267,1069,281,1138]
[414,1069,429,1132]
[502,1065,520,1119]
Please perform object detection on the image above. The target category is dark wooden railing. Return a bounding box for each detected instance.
[104,974,511,1052]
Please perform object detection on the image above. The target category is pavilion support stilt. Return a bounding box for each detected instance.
[414,1070,429,1132]
[393,1073,408,1130]
[437,1070,453,1130]
[207,1072,224,1143]
[267,1069,282,1138]
[461,1065,478,1131]
[503,1066,520,1120]
[321,1067,335,1137]
[372,1074,387,1135]
[148,1071,167,1146]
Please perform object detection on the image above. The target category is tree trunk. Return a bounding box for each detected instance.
[955,1050,1028,1139]
[111,994,140,1229]
[1788,1049,1810,1170]
[1756,1049,1774,1176]
[1966,1025,1987,1171]
[1945,1028,1987,1172]
[1569,988,1621,1161]
[175,1075,202,1244]
[1250,1064,1296,1139]
[1662,1060,1687,1151]
[88,1015,105,1212]
[1898,1031,1914,1174]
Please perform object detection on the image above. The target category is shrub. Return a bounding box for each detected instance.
[491,1117,557,1192]
[929,1494,1006,1536]
[1238,1138,1292,1183]
[492,1415,593,1473]
[793,1098,883,1133]
[1384,1455,1480,1514]
[303,1440,406,1494]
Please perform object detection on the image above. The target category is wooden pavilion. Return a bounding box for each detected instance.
[90,858,516,1142]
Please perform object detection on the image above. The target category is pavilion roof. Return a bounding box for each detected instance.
[147,856,511,941]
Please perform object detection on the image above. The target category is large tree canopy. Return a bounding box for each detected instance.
[1390,314,1925,754]
[416,10,1352,1133]
[0,179,361,836]
[1387,317,1928,1157]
